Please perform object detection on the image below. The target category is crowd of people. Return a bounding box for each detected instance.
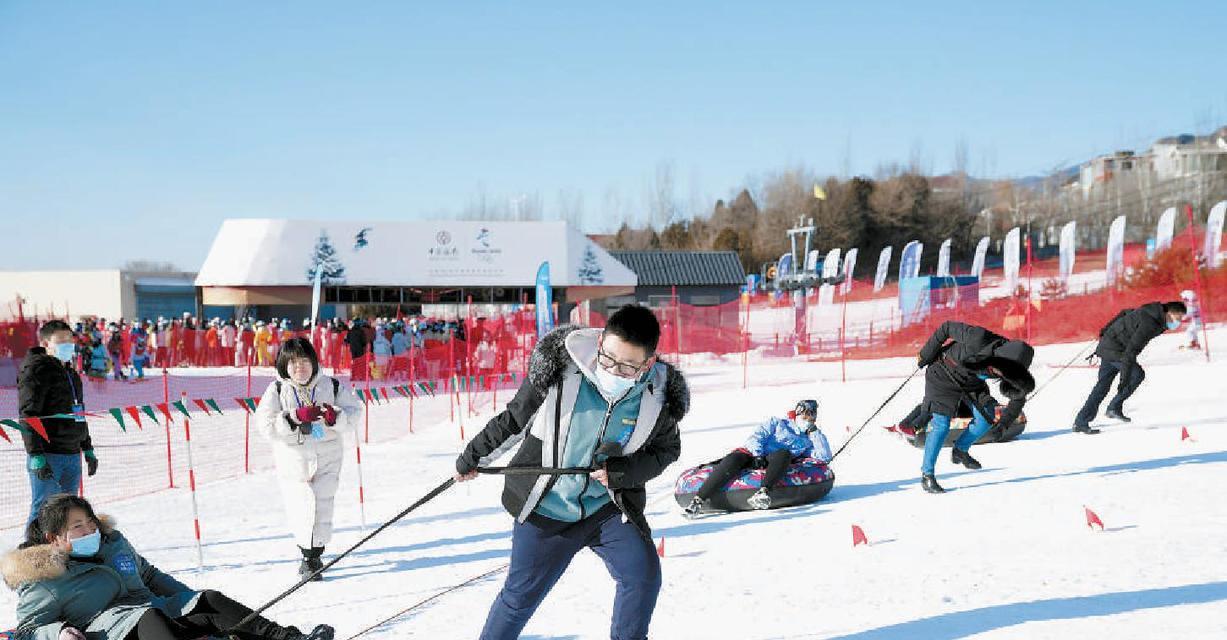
[0,312,539,385]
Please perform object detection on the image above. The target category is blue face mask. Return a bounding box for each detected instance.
[69,530,102,557]
[1166,319,1181,330]
[52,342,76,363]
[594,366,636,399]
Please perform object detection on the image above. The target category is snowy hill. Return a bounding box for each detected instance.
[2,330,1224,639]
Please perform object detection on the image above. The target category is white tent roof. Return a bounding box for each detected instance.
[195,219,637,289]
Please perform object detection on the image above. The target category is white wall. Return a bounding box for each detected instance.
[0,270,126,320]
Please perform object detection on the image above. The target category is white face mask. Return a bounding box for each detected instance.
[797,418,816,434]
[594,366,636,398]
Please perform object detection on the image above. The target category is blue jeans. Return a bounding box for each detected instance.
[921,406,992,475]
[480,507,662,640]
[28,453,83,524]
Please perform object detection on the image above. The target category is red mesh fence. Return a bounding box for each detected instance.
[0,236,1219,529]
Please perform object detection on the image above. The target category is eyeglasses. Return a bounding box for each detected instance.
[596,342,653,377]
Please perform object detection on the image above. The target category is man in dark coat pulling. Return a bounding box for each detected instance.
[1072,301,1187,434]
[916,321,1036,494]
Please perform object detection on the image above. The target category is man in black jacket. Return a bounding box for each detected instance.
[18,320,98,524]
[916,321,1035,493]
[454,305,687,640]
[1072,301,1187,434]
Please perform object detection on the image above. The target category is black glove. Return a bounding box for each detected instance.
[36,465,54,481]
[84,451,99,477]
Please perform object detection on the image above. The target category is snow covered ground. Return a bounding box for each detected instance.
[2,328,1225,639]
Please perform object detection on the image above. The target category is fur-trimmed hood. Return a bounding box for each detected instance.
[2,514,116,589]
[528,325,690,422]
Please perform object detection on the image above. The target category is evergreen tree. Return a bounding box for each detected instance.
[578,246,604,284]
[307,230,347,284]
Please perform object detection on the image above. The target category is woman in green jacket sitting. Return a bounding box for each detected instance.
[2,494,334,640]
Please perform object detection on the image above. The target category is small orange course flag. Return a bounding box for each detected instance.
[852,524,869,547]
[656,536,666,558]
[1084,506,1104,531]
[1181,426,1193,442]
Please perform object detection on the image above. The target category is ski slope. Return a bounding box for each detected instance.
[2,329,1225,639]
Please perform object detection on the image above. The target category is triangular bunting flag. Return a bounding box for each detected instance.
[125,406,144,429]
[108,408,126,432]
[379,388,390,402]
[252,396,261,407]
[172,400,191,420]
[155,402,173,424]
[192,399,212,416]
[244,398,259,412]
[204,398,223,415]
[24,417,49,442]
[140,405,160,425]
[235,398,251,413]
[0,420,15,443]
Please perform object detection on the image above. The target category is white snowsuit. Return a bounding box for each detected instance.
[255,374,363,549]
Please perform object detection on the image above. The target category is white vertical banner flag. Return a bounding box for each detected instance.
[1106,215,1127,286]
[841,248,859,295]
[874,246,892,292]
[1059,221,1077,283]
[1205,201,1226,268]
[1003,227,1021,293]
[805,249,821,273]
[971,236,990,280]
[1156,207,1176,252]
[936,238,952,277]
[819,248,841,306]
[899,241,923,280]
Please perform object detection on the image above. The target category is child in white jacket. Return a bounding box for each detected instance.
[255,337,363,581]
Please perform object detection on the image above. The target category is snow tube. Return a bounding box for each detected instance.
[905,406,1027,449]
[673,457,835,512]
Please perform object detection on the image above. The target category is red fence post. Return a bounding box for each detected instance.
[162,369,174,488]
[244,361,251,474]
[1185,204,1212,362]
[408,341,415,434]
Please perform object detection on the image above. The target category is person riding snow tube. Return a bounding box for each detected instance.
[892,402,1027,449]
[677,400,835,517]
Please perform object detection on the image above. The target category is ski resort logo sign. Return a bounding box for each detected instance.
[429,230,458,260]
[471,227,503,264]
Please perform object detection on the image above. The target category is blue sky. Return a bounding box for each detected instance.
[2,1,1225,270]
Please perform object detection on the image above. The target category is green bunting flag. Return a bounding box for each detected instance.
[139,405,160,425]
[172,400,191,420]
[204,398,223,415]
[108,408,126,432]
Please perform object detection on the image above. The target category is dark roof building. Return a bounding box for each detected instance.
[603,250,747,309]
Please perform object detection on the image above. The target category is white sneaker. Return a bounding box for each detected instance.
[747,488,771,510]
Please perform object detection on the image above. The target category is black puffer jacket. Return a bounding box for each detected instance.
[917,321,1036,429]
[1095,303,1167,366]
[17,348,94,456]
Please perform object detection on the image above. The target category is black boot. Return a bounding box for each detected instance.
[1072,423,1101,435]
[951,448,982,470]
[1105,408,1131,423]
[298,546,325,582]
[304,625,335,640]
[921,474,945,494]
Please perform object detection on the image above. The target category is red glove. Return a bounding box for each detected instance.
[321,404,338,427]
[293,405,323,426]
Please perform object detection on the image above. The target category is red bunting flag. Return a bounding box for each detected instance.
[379,388,390,403]
[192,399,212,416]
[125,406,143,430]
[0,420,14,443]
[24,417,49,442]
[235,398,251,413]
[155,402,173,425]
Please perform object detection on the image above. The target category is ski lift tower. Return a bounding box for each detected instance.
[786,216,816,352]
